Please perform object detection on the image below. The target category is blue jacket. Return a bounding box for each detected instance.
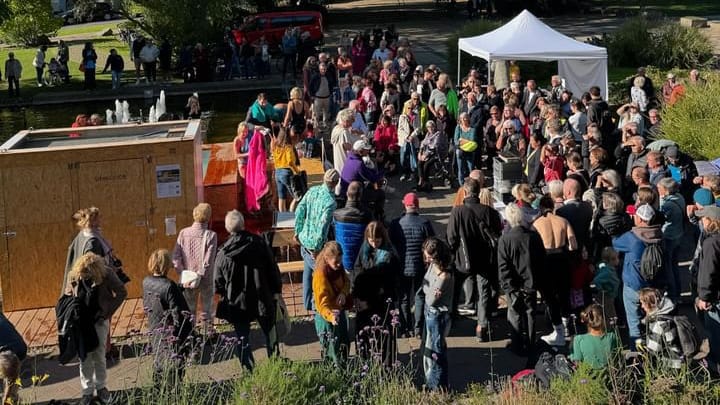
[389,211,435,276]
[612,225,663,291]
[333,200,371,271]
[659,193,686,241]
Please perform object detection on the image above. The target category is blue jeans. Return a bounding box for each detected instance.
[423,307,451,390]
[663,237,682,298]
[301,246,316,311]
[456,148,473,184]
[400,143,417,175]
[704,306,720,366]
[275,168,293,199]
[111,70,122,89]
[623,285,641,350]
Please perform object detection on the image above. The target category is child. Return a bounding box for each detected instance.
[638,288,683,368]
[422,237,454,391]
[569,304,620,369]
[302,122,317,158]
[593,247,621,324]
[313,241,352,367]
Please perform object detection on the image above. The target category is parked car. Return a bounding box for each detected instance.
[234,10,324,51]
[58,2,120,25]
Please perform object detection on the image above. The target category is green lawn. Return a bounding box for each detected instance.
[1,37,129,99]
[608,66,637,82]
[591,0,720,16]
[56,21,122,38]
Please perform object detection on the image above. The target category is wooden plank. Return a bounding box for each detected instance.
[14,309,39,344]
[125,299,147,338]
[6,310,23,325]
[110,300,130,337]
[272,229,297,248]
[279,261,304,274]
[35,309,58,348]
[26,308,52,347]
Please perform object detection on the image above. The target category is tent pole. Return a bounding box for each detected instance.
[487,59,492,85]
[457,45,461,86]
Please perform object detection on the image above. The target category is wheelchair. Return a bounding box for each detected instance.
[44,66,64,87]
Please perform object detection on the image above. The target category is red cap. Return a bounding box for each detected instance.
[403,192,419,209]
[625,204,637,216]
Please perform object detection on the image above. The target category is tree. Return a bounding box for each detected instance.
[0,0,63,46]
[114,0,264,46]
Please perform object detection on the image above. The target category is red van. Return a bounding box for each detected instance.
[235,11,324,50]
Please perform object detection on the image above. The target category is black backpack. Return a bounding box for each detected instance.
[534,352,574,389]
[670,315,701,358]
[640,242,664,282]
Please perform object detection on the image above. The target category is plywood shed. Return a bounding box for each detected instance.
[0,120,204,311]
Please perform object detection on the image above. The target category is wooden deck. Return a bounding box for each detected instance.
[9,280,310,349]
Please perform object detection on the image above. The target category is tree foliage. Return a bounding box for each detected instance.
[115,0,260,46]
[0,0,63,46]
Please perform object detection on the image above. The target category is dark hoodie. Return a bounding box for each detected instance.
[214,231,282,322]
[612,225,663,291]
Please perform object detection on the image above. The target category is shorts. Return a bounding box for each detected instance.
[275,168,293,199]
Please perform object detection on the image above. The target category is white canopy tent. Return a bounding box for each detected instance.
[457,10,608,98]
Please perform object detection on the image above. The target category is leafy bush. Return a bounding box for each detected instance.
[660,71,720,160]
[605,17,714,70]
[447,19,502,81]
[652,23,714,70]
[0,0,62,46]
[606,17,654,68]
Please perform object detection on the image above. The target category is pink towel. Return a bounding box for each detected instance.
[244,130,269,212]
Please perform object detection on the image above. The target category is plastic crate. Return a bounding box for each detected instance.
[493,156,523,182]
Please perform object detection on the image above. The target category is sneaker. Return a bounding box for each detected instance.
[97,387,110,403]
[457,307,476,316]
[414,327,421,339]
[399,174,407,182]
[540,327,566,347]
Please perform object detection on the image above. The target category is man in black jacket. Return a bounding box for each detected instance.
[389,192,435,337]
[695,205,720,370]
[214,210,282,371]
[498,202,546,354]
[447,178,503,342]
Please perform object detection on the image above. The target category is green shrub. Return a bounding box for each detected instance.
[652,23,714,69]
[605,17,714,70]
[447,19,502,81]
[660,72,720,160]
[606,17,654,68]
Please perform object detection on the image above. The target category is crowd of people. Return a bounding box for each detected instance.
[2,21,720,405]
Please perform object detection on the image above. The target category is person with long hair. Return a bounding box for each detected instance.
[271,127,300,212]
[421,237,454,391]
[313,241,351,367]
[352,221,399,365]
[65,252,126,405]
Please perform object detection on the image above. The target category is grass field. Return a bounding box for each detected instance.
[56,21,122,38]
[591,0,720,16]
[2,37,130,98]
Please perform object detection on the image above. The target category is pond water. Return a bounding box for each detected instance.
[0,89,286,144]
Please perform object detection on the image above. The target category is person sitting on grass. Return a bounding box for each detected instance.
[569,303,620,370]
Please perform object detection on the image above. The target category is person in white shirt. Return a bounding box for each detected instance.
[371,40,391,62]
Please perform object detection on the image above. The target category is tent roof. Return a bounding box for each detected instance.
[458,10,607,61]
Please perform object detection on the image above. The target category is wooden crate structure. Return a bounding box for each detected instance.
[0,121,204,311]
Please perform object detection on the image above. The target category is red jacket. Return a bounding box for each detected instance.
[373,124,398,153]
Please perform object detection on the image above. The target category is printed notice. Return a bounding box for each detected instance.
[165,216,177,236]
[156,164,181,198]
